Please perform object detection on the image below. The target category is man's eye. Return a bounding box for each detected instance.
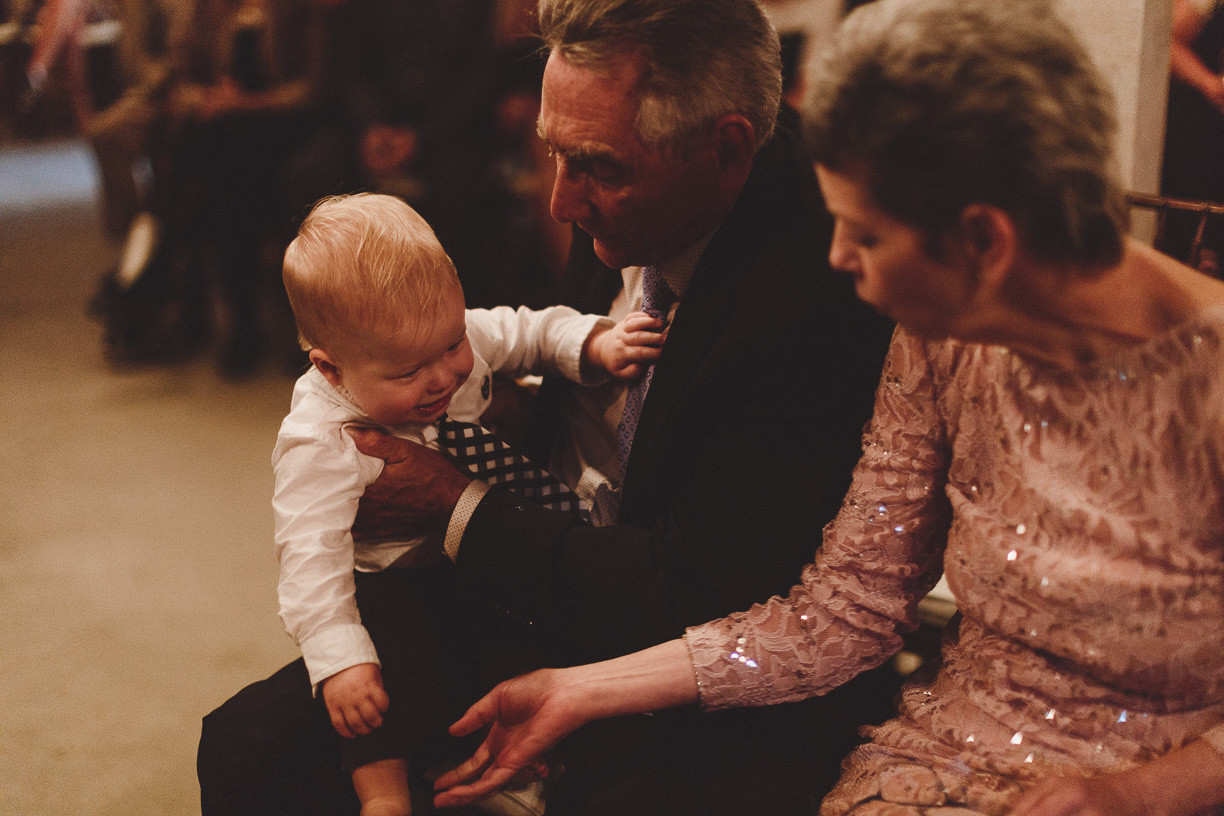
[589,160,626,184]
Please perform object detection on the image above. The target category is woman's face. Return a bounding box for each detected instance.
[816,163,978,339]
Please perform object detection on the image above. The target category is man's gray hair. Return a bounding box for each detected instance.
[804,0,1128,268]
[538,0,782,152]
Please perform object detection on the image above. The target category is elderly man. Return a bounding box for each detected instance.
[198,1,896,813]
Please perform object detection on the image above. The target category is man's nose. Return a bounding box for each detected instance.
[549,164,593,224]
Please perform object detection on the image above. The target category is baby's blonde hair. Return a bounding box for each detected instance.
[283,193,462,355]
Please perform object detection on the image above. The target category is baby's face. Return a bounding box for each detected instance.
[335,288,474,425]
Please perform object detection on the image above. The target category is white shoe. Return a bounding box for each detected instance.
[116,211,159,290]
[473,779,548,816]
[423,765,549,816]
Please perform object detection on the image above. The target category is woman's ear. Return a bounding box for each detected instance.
[308,348,344,389]
[958,204,1018,290]
[710,113,755,193]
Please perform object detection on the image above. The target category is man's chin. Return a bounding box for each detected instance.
[592,238,633,270]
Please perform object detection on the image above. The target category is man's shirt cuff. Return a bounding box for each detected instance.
[444,480,490,561]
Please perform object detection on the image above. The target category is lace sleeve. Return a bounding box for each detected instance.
[685,330,953,710]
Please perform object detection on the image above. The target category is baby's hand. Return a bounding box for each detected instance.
[321,662,391,739]
[586,312,667,380]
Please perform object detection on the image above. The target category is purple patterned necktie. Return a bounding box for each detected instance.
[615,266,674,484]
[438,416,589,521]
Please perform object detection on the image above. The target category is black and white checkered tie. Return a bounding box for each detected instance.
[437,416,589,521]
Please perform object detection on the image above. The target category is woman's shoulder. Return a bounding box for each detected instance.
[889,328,995,387]
[1131,302,1224,376]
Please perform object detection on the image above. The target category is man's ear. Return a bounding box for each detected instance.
[308,348,344,389]
[710,113,755,193]
[958,204,1018,290]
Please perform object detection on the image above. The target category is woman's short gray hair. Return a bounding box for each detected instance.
[804,0,1129,268]
[538,0,782,153]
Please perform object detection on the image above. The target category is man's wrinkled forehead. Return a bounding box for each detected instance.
[539,50,647,133]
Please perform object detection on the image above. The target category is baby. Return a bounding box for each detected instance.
[275,193,664,814]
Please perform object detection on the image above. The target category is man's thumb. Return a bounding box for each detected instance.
[347,426,395,460]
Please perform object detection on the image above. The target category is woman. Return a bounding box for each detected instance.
[432,1,1224,814]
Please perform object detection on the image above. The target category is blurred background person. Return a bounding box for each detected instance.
[161,0,326,379]
[18,0,213,367]
[759,0,844,132]
[286,0,523,310]
[56,0,184,242]
[1160,0,1224,275]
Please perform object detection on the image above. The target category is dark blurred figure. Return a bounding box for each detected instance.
[484,0,572,305]
[0,0,24,140]
[287,0,528,309]
[1160,0,1224,275]
[162,0,326,378]
[759,0,845,134]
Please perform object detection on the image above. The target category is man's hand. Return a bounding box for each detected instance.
[432,668,585,808]
[349,428,473,542]
[1012,739,1224,816]
[321,663,390,739]
[584,311,667,380]
[1011,776,1143,816]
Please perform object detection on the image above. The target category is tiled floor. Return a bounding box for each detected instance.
[0,139,299,815]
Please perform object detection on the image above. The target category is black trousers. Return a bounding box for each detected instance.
[198,564,543,815]
[198,563,903,816]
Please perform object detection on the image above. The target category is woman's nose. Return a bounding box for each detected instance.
[828,222,859,274]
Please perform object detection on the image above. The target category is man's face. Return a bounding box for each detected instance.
[538,51,727,269]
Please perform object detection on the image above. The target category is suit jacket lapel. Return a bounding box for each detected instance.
[620,131,801,512]
[621,223,740,503]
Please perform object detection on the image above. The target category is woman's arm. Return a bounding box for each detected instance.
[687,329,952,710]
[432,639,699,808]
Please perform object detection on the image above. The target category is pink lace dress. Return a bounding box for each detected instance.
[685,308,1224,815]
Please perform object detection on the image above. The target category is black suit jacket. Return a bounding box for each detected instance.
[457,127,895,662]
[452,129,900,813]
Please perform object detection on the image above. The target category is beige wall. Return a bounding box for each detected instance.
[1054,0,1174,194]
